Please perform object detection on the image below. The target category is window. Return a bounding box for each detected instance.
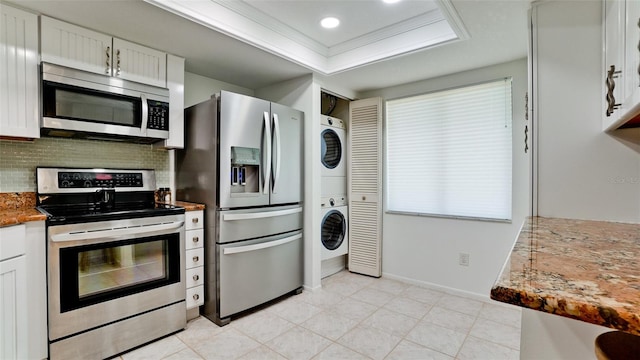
[385,78,512,220]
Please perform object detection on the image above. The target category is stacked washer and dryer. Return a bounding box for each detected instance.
[320,114,349,277]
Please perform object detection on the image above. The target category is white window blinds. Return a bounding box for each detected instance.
[386,78,512,220]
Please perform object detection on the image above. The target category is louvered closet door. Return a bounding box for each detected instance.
[348,97,382,277]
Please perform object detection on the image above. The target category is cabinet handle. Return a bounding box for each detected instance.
[524,125,529,154]
[524,92,529,121]
[116,49,121,76]
[193,274,199,281]
[105,46,111,74]
[605,65,622,116]
[193,294,199,301]
[193,256,199,262]
[192,217,199,224]
[192,236,199,243]
[637,18,640,79]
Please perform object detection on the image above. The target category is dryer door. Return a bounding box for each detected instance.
[320,128,344,176]
[321,209,346,250]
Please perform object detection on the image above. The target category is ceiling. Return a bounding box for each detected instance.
[10,0,530,94]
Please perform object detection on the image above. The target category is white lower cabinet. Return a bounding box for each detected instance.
[0,222,46,360]
[1,253,27,359]
[185,210,204,310]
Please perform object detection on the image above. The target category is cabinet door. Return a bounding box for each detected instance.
[0,256,28,360]
[624,0,640,108]
[156,54,185,149]
[0,5,39,138]
[348,97,383,278]
[41,16,112,76]
[603,0,626,128]
[112,38,166,88]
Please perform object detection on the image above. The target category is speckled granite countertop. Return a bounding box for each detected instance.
[491,216,640,335]
[0,192,46,227]
[156,200,205,211]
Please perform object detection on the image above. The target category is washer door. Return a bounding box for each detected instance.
[321,210,346,250]
[321,129,342,169]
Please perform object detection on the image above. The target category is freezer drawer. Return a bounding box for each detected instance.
[217,230,303,318]
[217,205,302,244]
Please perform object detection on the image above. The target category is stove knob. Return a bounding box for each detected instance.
[73,173,81,180]
[61,180,70,188]
[84,180,92,188]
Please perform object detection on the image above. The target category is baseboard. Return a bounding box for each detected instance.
[381,272,493,303]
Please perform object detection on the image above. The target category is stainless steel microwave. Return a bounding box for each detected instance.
[41,63,170,143]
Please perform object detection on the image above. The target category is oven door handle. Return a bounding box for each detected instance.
[51,221,184,242]
[222,233,302,255]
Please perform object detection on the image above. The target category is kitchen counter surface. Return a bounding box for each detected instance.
[490,216,640,335]
[0,192,46,227]
[157,200,205,211]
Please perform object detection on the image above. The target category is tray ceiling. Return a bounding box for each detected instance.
[145,0,469,75]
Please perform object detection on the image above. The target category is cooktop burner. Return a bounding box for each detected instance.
[36,167,184,225]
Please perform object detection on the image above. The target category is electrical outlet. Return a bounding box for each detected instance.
[459,253,470,266]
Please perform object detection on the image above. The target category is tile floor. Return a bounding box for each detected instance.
[119,271,521,360]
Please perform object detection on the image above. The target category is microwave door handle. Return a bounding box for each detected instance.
[272,113,281,194]
[140,94,149,136]
[262,111,272,195]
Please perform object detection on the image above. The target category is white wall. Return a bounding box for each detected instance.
[533,1,640,223]
[184,72,254,108]
[255,75,324,290]
[360,59,529,297]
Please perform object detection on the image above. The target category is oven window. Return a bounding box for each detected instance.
[59,234,180,312]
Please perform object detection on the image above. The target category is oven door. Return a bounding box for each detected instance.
[47,214,185,341]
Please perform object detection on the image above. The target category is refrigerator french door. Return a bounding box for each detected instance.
[218,91,302,209]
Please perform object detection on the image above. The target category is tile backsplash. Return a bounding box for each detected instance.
[0,137,170,192]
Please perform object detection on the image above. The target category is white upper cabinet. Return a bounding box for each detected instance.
[0,4,40,139]
[112,38,167,88]
[603,0,640,130]
[41,16,167,88]
[155,54,185,149]
[40,16,112,76]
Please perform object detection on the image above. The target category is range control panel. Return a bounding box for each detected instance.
[57,172,143,189]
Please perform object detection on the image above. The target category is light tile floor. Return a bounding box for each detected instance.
[119,271,521,360]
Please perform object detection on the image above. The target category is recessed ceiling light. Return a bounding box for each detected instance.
[383,0,402,3]
[320,17,340,29]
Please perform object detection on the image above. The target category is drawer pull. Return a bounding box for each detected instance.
[193,256,199,262]
[193,294,199,301]
[193,274,199,281]
[192,236,199,243]
[192,217,199,224]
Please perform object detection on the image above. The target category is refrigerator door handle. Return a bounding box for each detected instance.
[272,113,281,194]
[222,207,302,221]
[222,233,302,255]
[262,111,272,195]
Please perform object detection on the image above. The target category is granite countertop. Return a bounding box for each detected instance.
[156,200,205,212]
[490,216,640,335]
[0,192,46,227]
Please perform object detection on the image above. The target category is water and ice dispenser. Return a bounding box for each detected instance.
[230,147,260,194]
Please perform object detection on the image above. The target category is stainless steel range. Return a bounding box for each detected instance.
[36,167,186,360]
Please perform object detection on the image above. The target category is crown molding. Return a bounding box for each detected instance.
[145,0,466,75]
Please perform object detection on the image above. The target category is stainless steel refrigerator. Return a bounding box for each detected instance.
[177,90,303,326]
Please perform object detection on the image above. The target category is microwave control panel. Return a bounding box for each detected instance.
[147,101,169,131]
